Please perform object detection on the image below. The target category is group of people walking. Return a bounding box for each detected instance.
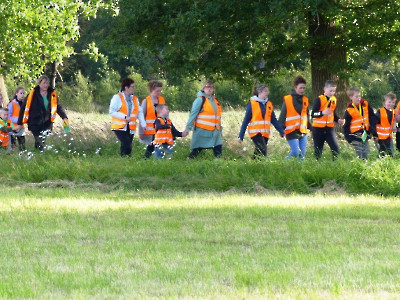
[1,75,398,160]
[109,75,399,160]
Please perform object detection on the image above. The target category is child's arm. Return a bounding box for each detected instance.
[238,102,252,141]
[271,111,285,137]
[171,123,182,138]
[311,97,323,118]
[343,110,352,143]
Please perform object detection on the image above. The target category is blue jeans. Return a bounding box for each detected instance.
[154,143,174,159]
[286,135,308,160]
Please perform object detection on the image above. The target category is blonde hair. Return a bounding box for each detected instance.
[156,104,168,115]
[347,87,360,98]
[148,80,163,92]
[37,75,50,85]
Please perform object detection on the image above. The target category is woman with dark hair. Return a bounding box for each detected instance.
[16,75,68,151]
[109,78,146,157]
[278,76,309,160]
[184,80,223,159]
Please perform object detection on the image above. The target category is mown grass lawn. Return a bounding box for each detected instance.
[1,187,399,298]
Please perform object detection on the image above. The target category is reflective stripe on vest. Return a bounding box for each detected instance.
[194,97,222,131]
[283,95,308,135]
[110,93,139,131]
[346,100,370,133]
[154,117,173,145]
[312,95,337,128]
[23,90,58,124]
[247,100,273,138]
[144,95,165,135]
[9,100,24,128]
[376,108,395,140]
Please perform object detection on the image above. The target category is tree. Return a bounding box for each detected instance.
[109,0,400,110]
[0,0,113,100]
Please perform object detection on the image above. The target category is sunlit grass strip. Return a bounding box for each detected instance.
[1,189,400,298]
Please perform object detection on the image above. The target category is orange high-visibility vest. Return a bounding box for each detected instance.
[346,100,370,133]
[283,95,308,135]
[247,100,273,138]
[110,93,139,131]
[0,118,9,147]
[376,108,395,140]
[194,97,222,131]
[312,95,337,128]
[143,95,165,135]
[23,89,58,124]
[9,100,24,129]
[154,117,173,145]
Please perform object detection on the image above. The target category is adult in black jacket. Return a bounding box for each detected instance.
[15,75,68,150]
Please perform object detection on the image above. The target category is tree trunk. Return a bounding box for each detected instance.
[0,74,8,106]
[50,61,59,89]
[308,11,348,116]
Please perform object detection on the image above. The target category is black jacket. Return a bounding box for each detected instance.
[17,86,67,131]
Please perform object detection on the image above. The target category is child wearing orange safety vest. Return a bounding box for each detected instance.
[0,108,13,150]
[343,87,376,159]
[139,80,166,159]
[238,84,284,158]
[394,96,400,152]
[373,92,396,157]
[311,80,344,160]
[8,87,26,151]
[153,104,188,159]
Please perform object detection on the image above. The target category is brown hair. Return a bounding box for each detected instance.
[324,80,337,88]
[346,87,360,98]
[121,78,134,91]
[202,79,214,90]
[384,92,397,101]
[293,76,306,87]
[13,87,25,100]
[148,80,163,92]
[252,84,268,96]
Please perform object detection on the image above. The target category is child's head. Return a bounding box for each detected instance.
[384,92,397,110]
[347,87,361,105]
[156,104,169,118]
[14,87,25,100]
[293,76,306,95]
[0,108,8,120]
[252,84,269,99]
[324,80,337,98]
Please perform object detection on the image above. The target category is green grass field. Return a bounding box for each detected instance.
[1,188,400,298]
[1,110,400,298]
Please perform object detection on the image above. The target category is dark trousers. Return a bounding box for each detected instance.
[31,128,50,151]
[396,131,400,152]
[188,145,222,159]
[378,138,393,157]
[144,144,155,158]
[113,128,133,157]
[312,127,340,160]
[11,135,26,151]
[251,134,269,158]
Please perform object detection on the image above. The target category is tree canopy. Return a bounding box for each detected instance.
[109,0,400,105]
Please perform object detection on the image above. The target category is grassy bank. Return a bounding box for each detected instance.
[1,109,400,196]
[1,189,400,298]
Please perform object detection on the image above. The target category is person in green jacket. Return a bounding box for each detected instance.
[184,80,223,159]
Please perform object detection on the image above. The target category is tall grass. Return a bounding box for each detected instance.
[2,109,400,196]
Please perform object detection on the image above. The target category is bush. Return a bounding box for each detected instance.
[58,71,95,113]
[92,70,121,112]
